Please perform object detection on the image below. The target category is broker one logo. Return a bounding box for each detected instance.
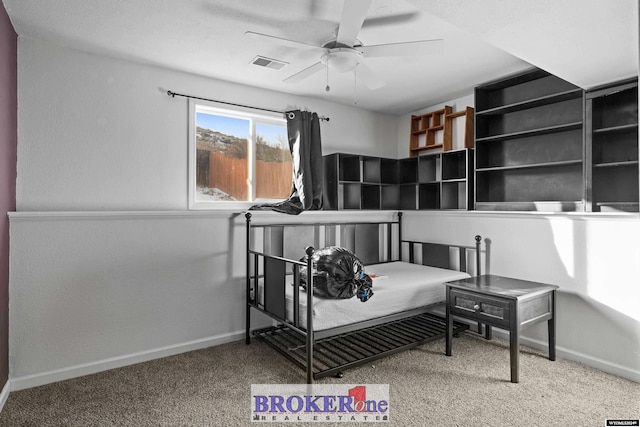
[251,384,389,423]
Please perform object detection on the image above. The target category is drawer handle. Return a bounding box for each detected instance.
[473,304,481,311]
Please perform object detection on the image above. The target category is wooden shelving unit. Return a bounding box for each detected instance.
[411,106,475,155]
[586,78,639,212]
[474,68,585,211]
[410,106,452,156]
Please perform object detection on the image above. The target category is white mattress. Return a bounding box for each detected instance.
[285,261,471,331]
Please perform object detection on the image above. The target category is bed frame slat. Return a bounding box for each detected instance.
[421,243,450,269]
[253,313,469,380]
[264,257,286,320]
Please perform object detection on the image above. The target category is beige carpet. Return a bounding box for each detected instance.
[0,333,638,426]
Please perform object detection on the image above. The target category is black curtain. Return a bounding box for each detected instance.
[250,110,323,214]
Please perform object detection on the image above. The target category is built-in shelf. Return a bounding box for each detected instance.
[593,160,639,168]
[476,159,582,173]
[476,89,583,116]
[475,122,583,143]
[474,68,585,212]
[475,201,584,212]
[586,78,639,212]
[324,72,638,214]
[596,202,639,213]
[593,123,638,134]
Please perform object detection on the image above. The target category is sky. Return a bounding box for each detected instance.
[196,112,287,148]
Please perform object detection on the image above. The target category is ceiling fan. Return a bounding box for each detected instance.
[245,0,443,91]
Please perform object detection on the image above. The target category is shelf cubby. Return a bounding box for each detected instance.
[476,163,583,206]
[419,183,441,210]
[361,184,381,210]
[381,185,400,210]
[398,157,418,184]
[338,154,361,182]
[475,69,580,112]
[442,182,468,210]
[442,150,468,180]
[398,184,417,210]
[362,157,381,183]
[380,158,399,184]
[341,182,362,210]
[418,155,440,183]
[475,128,583,170]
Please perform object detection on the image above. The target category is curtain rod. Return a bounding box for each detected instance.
[166,90,330,122]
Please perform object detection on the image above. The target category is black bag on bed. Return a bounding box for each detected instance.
[298,246,373,302]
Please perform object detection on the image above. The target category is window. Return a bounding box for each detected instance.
[188,100,292,209]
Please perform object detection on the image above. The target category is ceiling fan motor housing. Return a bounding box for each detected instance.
[321,48,363,72]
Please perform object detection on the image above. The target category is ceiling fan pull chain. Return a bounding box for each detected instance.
[325,60,330,92]
[353,69,358,105]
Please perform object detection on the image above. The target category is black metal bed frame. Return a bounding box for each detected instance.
[245,211,481,383]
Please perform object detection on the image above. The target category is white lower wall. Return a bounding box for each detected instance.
[8,212,248,386]
[8,210,394,389]
[9,210,640,388]
[402,210,640,381]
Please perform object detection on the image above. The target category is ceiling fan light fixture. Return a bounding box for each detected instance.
[321,48,363,73]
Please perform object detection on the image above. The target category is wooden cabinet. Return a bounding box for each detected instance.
[474,69,585,211]
[323,149,474,210]
[586,78,639,212]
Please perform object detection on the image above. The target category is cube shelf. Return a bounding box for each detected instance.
[323,149,473,211]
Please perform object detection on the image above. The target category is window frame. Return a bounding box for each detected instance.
[188,99,290,210]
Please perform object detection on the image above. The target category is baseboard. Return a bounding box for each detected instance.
[0,380,10,412]
[519,335,640,383]
[484,328,640,383]
[10,330,245,391]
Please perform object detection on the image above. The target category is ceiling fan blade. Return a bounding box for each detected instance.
[336,0,372,47]
[244,31,322,50]
[357,39,444,58]
[283,62,325,84]
[356,63,385,90]
[361,12,420,28]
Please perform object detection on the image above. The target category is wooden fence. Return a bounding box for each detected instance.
[208,151,292,200]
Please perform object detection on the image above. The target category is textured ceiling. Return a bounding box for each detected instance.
[3,0,638,115]
[408,0,639,90]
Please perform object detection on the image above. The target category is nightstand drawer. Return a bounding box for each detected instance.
[449,289,511,328]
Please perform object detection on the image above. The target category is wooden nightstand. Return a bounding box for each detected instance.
[444,274,558,383]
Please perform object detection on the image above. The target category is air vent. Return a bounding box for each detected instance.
[251,56,288,70]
